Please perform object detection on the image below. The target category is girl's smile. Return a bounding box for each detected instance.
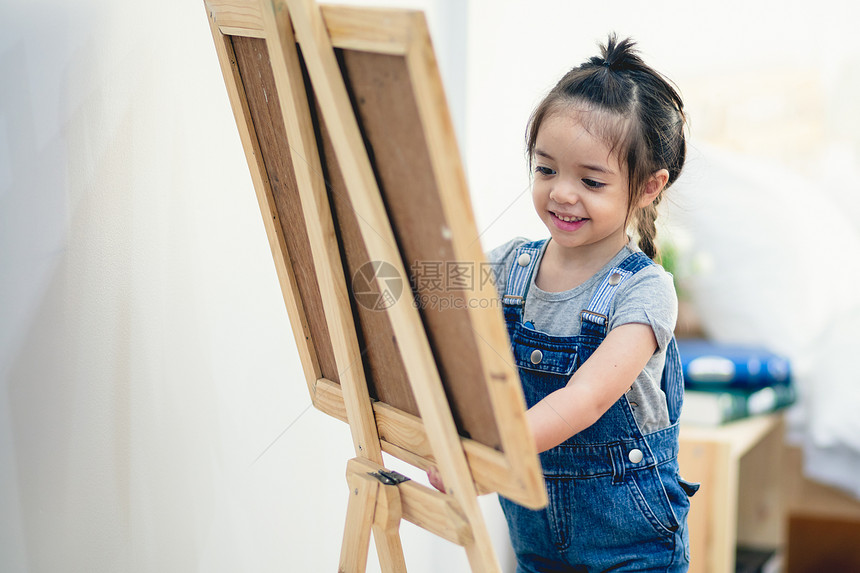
[549,211,588,232]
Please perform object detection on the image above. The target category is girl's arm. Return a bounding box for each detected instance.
[527,322,658,453]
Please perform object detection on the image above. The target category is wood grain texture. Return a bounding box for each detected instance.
[206,16,324,396]
[398,19,543,504]
[339,465,379,572]
[337,49,502,450]
[231,36,340,383]
[321,4,415,54]
[305,53,421,417]
[206,0,265,33]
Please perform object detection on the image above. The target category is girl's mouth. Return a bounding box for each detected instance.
[550,211,587,231]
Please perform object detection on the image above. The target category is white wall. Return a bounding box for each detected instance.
[0,0,498,571]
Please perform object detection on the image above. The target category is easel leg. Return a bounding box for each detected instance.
[339,459,408,573]
[339,469,379,573]
[371,480,407,572]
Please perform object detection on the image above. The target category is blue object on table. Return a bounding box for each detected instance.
[676,339,791,390]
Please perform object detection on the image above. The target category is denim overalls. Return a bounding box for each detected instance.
[499,240,698,572]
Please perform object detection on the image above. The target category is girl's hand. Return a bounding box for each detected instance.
[427,466,446,493]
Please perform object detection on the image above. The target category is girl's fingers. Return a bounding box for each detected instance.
[426,466,446,493]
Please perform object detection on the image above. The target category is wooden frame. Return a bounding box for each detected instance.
[204,1,546,570]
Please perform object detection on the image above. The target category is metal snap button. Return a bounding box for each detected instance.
[530,349,543,364]
[517,253,531,267]
[628,448,643,464]
[608,272,623,285]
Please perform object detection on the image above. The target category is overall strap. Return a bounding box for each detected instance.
[580,252,653,338]
[502,240,545,306]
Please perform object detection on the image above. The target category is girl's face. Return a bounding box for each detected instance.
[531,110,631,261]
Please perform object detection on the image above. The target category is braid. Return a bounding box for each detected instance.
[636,202,659,261]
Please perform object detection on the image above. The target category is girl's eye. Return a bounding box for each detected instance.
[535,166,556,176]
[582,178,605,189]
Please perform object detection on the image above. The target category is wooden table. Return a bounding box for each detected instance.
[679,413,785,573]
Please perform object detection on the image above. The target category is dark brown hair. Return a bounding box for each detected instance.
[526,34,686,260]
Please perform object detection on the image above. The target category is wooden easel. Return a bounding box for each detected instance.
[204,1,547,570]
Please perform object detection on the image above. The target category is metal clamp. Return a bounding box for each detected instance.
[368,469,411,486]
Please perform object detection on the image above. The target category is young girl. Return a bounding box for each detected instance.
[430,34,698,571]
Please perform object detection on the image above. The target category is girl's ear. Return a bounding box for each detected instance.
[637,169,670,208]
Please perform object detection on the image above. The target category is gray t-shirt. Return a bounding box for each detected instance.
[488,237,678,434]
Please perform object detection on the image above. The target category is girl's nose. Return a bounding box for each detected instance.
[549,183,579,205]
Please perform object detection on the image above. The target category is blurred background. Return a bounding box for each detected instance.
[2,0,859,571]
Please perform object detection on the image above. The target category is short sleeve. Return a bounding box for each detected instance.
[485,237,530,298]
[608,265,678,352]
